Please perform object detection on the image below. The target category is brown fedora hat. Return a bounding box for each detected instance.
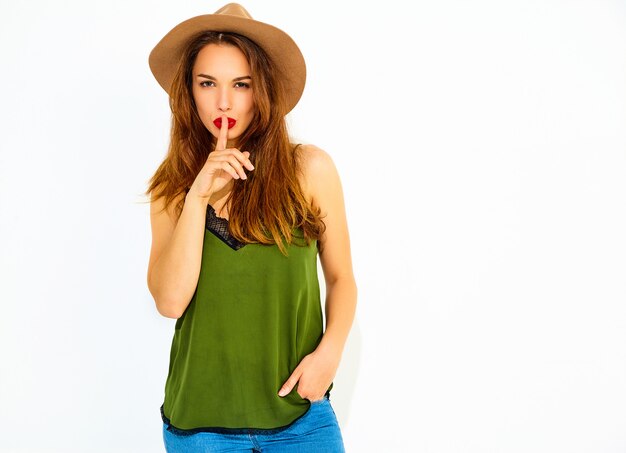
[148,2,306,114]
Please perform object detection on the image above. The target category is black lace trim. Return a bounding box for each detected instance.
[205,204,246,251]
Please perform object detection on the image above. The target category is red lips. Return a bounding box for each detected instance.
[213,117,236,129]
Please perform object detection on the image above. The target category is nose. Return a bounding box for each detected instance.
[217,87,231,112]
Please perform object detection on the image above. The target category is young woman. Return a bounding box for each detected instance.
[145,3,357,452]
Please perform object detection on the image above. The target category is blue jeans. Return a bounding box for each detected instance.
[162,395,345,452]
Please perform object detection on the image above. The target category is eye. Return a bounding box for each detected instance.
[199,81,249,88]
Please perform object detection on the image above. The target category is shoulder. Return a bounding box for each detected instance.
[297,143,333,171]
[150,189,186,223]
[296,143,337,206]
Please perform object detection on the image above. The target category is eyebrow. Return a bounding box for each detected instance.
[196,74,252,81]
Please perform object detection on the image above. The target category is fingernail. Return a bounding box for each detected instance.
[278,389,287,396]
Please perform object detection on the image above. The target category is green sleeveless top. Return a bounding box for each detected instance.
[160,203,333,434]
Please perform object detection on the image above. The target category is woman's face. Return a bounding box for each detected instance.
[191,43,255,148]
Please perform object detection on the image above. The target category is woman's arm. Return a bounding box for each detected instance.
[147,191,211,319]
[303,144,358,360]
[277,144,357,400]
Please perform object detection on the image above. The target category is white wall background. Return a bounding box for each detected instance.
[1,0,625,452]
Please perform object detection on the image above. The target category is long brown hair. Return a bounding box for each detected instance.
[143,31,326,256]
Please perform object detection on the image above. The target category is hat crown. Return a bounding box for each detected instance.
[214,3,253,20]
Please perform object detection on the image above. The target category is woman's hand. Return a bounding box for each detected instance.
[188,114,255,199]
[277,349,341,402]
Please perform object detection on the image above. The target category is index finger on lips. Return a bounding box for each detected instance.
[215,114,228,151]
